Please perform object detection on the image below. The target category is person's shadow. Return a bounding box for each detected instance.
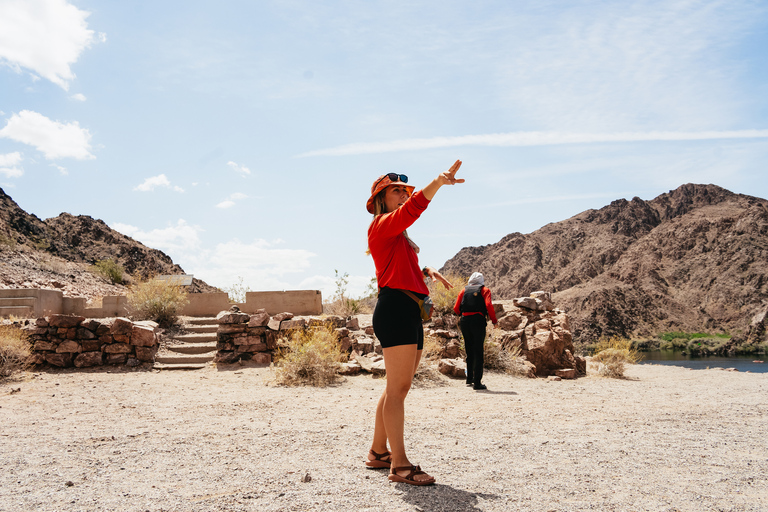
[394,483,501,512]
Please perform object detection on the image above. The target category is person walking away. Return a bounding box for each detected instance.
[453,272,497,390]
[365,160,464,486]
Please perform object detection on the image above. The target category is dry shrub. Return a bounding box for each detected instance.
[0,325,32,379]
[421,334,446,362]
[426,271,466,315]
[592,336,642,378]
[272,326,346,387]
[483,332,531,377]
[127,278,189,327]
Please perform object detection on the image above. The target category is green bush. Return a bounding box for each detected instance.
[272,326,346,387]
[0,325,31,380]
[127,278,189,327]
[92,258,125,285]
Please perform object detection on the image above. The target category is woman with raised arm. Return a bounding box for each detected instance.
[364,160,464,486]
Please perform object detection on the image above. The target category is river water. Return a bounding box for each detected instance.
[639,350,768,373]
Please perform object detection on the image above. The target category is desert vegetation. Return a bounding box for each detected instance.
[272,325,346,387]
[591,336,642,378]
[322,270,375,317]
[0,324,31,380]
[127,277,189,327]
[91,257,125,285]
[426,271,466,315]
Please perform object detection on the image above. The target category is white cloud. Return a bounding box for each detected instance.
[0,0,98,90]
[111,220,203,255]
[227,161,251,176]
[71,93,86,101]
[133,174,184,193]
[299,130,768,157]
[496,1,765,131]
[0,110,94,159]
[50,163,68,175]
[181,238,317,292]
[215,192,248,208]
[0,151,23,178]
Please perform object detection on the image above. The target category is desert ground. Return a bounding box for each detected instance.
[1,362,766,512]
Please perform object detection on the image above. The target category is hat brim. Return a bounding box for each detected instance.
[366,179,415,214]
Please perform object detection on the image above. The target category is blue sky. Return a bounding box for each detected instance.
[2,0,767,300]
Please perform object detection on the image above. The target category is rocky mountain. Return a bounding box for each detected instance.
[0,187,219,299]
[441,184,768,346]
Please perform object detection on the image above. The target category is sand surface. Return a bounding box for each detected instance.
[1,363,766,512]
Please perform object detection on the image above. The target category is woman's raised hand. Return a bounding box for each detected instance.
[423,159,465,201]
[439,159,465,185]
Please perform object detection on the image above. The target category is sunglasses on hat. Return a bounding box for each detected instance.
[375,173,408,187]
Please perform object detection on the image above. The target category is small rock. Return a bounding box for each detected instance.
[302,472,311,483]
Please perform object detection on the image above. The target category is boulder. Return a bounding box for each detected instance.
[130,325,157,347]
[134,346,157,362]
[108,317,134,336]
[216,310,250,324]
[45,353,73,367]
[74,352,104,368]
[47,315,85,328]
[438,358,466,378]
[247,312,270,327]
[56,341,82,354]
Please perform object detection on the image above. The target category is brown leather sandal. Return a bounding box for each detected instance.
[388,465,435,486]
[365,449,392,469]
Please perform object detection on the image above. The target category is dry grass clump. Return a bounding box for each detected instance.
[0,325,32,380]
[127,278,189,327]
[421,334,446,362]
[592,336,642,378]
[426,271,466,316]
[483,331,532,377]
[272,326,346,387]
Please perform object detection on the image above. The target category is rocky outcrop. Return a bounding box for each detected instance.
[0,187,219,298]
[441,184,768,345]
[494,291,586,377]
[23,315,160,367]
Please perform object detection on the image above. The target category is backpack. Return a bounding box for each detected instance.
[460,285,487,314]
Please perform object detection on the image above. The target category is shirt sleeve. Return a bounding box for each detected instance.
[482,287,497,324]
[453,288,465,315]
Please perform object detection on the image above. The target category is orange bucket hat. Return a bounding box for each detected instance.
[366,173,415,214]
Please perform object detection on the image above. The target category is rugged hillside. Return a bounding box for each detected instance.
[441,184,768,345]
[0,187,219,298]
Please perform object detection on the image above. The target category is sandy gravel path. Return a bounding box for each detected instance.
[1,363,766,512]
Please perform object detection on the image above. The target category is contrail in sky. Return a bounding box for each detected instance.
[297,130,768,157]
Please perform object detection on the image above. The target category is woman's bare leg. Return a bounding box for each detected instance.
[369,347,424,460]
[380,344,433,483]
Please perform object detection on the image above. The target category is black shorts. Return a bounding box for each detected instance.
[373,287,425,350]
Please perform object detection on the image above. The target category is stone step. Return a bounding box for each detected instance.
[154,351,216,365]
[184,324,218,334]
[152,363,209,371]
[173,332,217,343]
[185,317,218,326]
[166,342,217,355]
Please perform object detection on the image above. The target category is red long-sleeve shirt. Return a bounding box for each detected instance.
[453,286,498,324]
[368,190,430,295]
